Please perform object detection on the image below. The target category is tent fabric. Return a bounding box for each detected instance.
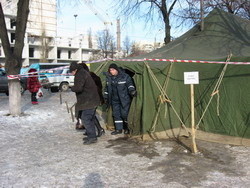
[139,8,250,62]
[91,9,250,143]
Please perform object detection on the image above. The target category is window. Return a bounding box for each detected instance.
[0,69,6,76]
[29,48,34,57]
[10,19,16,29]
[68,51,71,59]
[28,37,35,44]
[10,33,15,43]
[0,71,2,76]
[45,48,49,59]
[57,50,61,59]
[54,69,63,74]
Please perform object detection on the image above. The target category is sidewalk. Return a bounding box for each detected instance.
[0,91,250,187]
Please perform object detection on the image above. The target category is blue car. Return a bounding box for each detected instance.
[0,68,27,96]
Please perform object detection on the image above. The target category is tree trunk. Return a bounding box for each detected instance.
[0,0,30,116]
[164,17,171,44]
[161,0,176,45]
[8,80,22,115]
[6,57,23,115]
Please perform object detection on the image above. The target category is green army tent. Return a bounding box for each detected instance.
[91,8,250,145]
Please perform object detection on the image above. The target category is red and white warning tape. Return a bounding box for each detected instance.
[7,57,250,79]
[90,57,250,64]
[7,65,70,80]
[144,58,250,65]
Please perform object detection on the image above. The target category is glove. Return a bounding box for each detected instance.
[129,90,137,97]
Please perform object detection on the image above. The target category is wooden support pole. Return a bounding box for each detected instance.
[70,106,74,122]
[59,90,62,104]
[190,84,198,153]
[69,103,76,122]
[200,0,204,31]
[65,101,69,113]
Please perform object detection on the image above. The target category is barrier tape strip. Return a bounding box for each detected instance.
[7,65,71,80]
[89,57,250,64]
[7,73,73,80]
[7,58,112,79]
[144,58,250,65]
[7,57,250,79]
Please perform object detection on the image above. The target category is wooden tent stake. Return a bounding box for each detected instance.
[65,101,69,113]
[59,90,62,104]
[190,84,198,153]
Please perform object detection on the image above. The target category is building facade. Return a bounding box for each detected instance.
[0,0,99,67]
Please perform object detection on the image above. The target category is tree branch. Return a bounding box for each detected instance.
[0,3,11,58]
[169,0,178,15]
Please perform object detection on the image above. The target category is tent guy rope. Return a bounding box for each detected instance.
[144,60,191,136]
[195,54,232,129]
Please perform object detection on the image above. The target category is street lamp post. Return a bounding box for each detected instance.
[154,29,162,49]
[74,14,78,34]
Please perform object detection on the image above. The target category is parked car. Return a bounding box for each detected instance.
[29,62,70,72]
[0,69,27,96]
[42,68,74,92]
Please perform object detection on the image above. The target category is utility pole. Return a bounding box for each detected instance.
[74,14,78,34]
[200,0,204,31]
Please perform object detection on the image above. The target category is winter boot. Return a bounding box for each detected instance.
[94,116,105,137]
[123,122,130,134]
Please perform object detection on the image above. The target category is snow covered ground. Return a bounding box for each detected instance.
[0,89,250,187]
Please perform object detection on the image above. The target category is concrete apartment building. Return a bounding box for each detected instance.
[0,0,99,67]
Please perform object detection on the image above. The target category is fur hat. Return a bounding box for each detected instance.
[80,63,89,72]
[69,62,79,72]
[108,63,119,71]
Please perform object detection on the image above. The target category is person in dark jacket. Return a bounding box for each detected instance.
[80,63,105,104]
[104,63,136,135]
[77,62,105,137]
[70,62,100,144]
[27,68,42,105]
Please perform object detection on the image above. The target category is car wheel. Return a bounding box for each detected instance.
[20,84,25,95]
[51,87,59,93]
[60,83,69,92]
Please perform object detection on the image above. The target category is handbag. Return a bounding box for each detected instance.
[36,88,43,99]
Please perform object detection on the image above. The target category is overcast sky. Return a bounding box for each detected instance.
[56,0,189,44]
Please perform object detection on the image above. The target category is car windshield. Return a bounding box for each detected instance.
[53,69,63,74]
[0,69,6,76]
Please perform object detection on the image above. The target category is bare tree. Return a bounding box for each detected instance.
[123,35,132,56]
[206,0,250,19]
[97,29,116,58]
[40,29,49,62]
[0,0,30,115]
[0,0,83,116]
[88,50,103,61]
[114,0,178,44]
[242,1,250,19]
[181,0,250,25]
[129,41,147,57]
[110,39,116,58]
